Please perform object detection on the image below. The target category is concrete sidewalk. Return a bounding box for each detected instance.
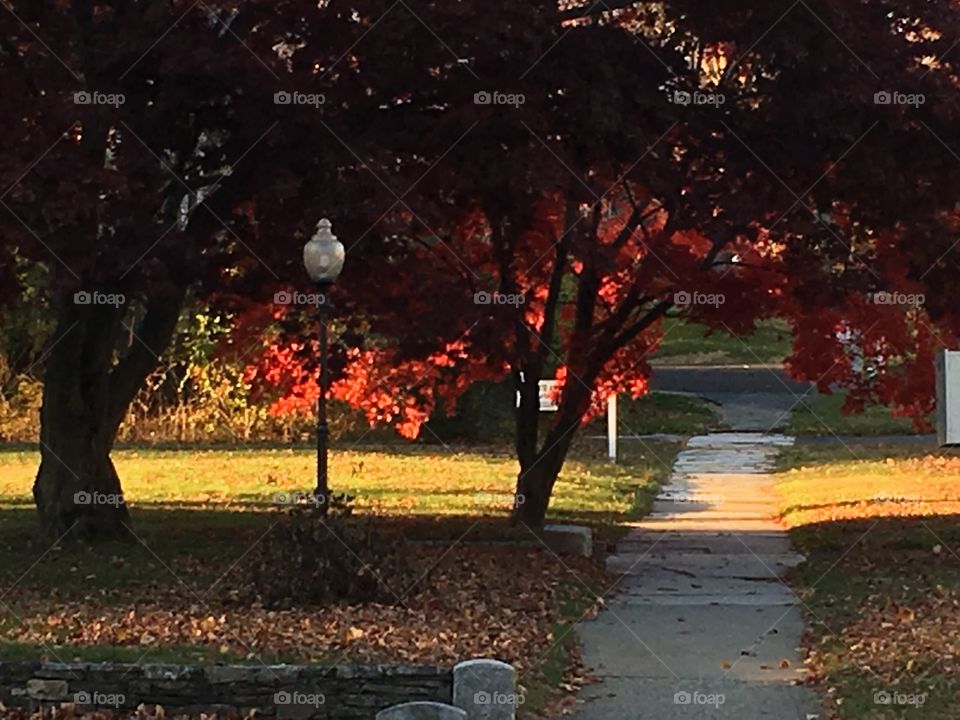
[571,433,822,719]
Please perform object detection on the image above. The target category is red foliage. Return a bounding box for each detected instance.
[7,0,960,524]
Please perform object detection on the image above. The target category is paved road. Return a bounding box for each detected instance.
[648,366,933,443]
[650,366,813,432]
[572,433,822,720]
[650,366,812,396]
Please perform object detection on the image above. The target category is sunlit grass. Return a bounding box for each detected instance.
[0,442,676,518]
[776,443,960,720]
[0,441,679,590]
[777,443,960,529]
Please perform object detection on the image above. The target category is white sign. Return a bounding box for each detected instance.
[514,377,619,463]
[538,380,559,412]
[515,376,560,412]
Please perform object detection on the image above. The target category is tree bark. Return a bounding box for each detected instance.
[512,411,581,526]
[33,286,185,540]
[510,203,598,527]
[512,370,591,527]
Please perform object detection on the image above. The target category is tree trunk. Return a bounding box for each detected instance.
[33,286,185,540]
[34,419,131,540]
[513,454,558,527]
[512,411,580,527]
[511,342,595,526]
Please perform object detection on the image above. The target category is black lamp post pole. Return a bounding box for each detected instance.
[315,286,331,515]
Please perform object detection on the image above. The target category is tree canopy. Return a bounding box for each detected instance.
[2,0,959,533]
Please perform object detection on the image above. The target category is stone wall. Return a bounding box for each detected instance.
[0,661,451,719]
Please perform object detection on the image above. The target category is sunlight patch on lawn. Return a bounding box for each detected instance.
[777,445,960,527]
[775,443,960,720]
[0,443,675,520]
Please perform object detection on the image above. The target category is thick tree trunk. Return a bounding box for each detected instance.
[512,411,581,527]
[513,450,562,527]
[33,286,184,540]
[34,420,130,540]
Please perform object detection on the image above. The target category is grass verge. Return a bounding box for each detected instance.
[776,442,960,719]
[787,392,928,437]
[607,392,721,436]
[650,318,792,366]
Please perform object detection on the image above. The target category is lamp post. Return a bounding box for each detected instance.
[302,218,345,514]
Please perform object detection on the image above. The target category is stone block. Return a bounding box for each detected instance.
[143,665,193,681]
[255,665,302,684]
[26,678,69,700]
[376,701,467,720]
[542,524,593,557]
[206,665,256,684]
[37,662,87,680]
[452,659,518,720]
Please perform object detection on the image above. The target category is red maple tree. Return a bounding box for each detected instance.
[239,0,960,525]
[3,0,960,535]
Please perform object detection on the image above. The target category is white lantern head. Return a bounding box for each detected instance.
[302,218,345,285]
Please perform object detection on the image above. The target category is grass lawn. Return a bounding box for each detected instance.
[0,439,678,718]
[650,318,792,366]
[613,392,720,436]
[787,392,928,437]
[776,442,960,719]
[432,386,722,442]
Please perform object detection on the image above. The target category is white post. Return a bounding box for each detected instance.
[937,349,960,446]
[607,395,618,462]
